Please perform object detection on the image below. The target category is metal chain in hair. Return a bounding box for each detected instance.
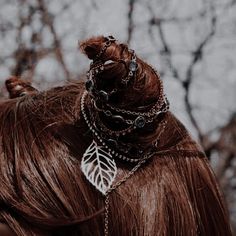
[81,91,168,162]
[81,90,167,235]
[93,36,116,63]
[102,120,168,235]
[104,152,154,236]
[106,80,169,117]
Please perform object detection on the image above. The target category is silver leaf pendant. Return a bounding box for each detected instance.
[81,140,117,195]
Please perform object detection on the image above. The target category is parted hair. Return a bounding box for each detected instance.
[0,36,232,235]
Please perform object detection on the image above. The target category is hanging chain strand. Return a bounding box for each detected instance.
[104,194,110,236]
[103,153,152,236]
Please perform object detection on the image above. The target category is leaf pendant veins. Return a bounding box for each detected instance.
[81,140,117,195]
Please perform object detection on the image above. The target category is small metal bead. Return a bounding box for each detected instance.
[128,71,133,76]
[129,61,138,72]
[134,116,146,128]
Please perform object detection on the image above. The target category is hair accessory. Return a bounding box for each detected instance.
[81,140,117,195]
[86,44,139,103]
[85,61,119,102]
[121,49,138,85]
[134,116,146,128]
[81,37,169,194]
[81,37,171,236]
[80,91,168,195]
[80,88,167,236]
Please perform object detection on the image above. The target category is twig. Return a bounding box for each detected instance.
[127,0,136,44]
[37,0,71,80]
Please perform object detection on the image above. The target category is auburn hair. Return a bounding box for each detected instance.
[0,36,232,235]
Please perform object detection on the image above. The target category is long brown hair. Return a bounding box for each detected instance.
[0,36,232,235]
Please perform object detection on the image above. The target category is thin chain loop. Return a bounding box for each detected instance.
[107,94,169,117]
[106,80,169,118]
[92,98,168,125]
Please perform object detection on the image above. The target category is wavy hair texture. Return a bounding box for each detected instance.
[0,36,232,235]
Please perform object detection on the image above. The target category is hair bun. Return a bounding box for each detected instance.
[80,35,162,108]
[80,36,107,60]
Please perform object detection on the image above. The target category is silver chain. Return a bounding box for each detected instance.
[104,194,110,236]
[92,36,116,62]
[103,153,152,236]
[83,43,168,236]
[106,80,169,118]
[107,94,169,117]
[81,91,168,162]
[81,91,140,162]
[81,91,167,236]
[93,97,169,123]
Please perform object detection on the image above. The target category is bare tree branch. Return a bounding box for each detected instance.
[37,0,71,80]
[127,0,136,44]
[147,2,218,143]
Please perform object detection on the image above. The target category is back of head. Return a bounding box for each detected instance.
[0,36,232,236]
[0,84,105,235]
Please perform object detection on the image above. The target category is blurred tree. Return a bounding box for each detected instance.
[0,0,235,233]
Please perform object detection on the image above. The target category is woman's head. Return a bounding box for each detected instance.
[0,36,232,236]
